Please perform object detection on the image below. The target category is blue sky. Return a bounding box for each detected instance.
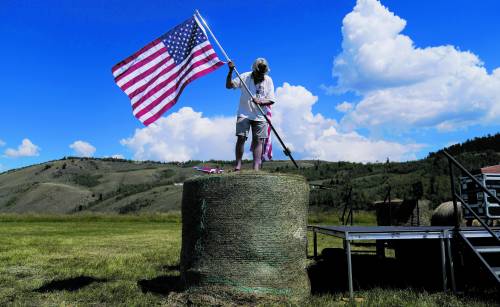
[1,0,499,170]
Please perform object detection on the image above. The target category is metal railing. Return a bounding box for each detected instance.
[444,150,500,243]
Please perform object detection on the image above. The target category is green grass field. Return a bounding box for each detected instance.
[0,213,494,306]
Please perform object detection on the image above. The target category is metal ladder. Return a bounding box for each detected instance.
[458,230,500,283]
[444,150,500,287]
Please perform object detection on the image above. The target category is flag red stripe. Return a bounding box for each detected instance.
[141,61,224,126]
[112,16,225,126]
[266,109,273,160]
[134,55,220,118]
[120,56,172,92]
[134,63,198,118]
[129,44,216,103]
[126,61,176,99]
[112,39,161,74]
[114,46,168,83]
[266,117,272,160]
[132,51,219,113]
[250,107,272,160]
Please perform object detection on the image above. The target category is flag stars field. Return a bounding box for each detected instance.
[112,15,224,126]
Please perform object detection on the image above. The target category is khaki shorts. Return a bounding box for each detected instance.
[236,117,269,139]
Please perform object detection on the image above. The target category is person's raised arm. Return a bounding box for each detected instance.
[225,61,235,89]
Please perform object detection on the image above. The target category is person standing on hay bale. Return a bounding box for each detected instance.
[226,58,275,171]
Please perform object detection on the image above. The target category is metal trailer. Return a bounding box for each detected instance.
[460,166,500,220]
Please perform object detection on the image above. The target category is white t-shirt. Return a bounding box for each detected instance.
[232,72,276,121]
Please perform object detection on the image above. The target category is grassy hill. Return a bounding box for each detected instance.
[0,157,301,214]
[1,133,499,214]
[0,158,191,214]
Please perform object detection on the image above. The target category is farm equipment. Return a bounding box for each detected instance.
[460,165,500,222]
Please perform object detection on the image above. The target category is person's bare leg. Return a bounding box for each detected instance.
[252,138,264,171]
[235,136,245,170]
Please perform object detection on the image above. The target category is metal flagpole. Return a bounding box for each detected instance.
[194,10,299,169]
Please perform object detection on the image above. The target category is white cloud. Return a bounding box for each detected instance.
[273,83,422,162]
[121,84,422,163]
[331,0,500,132]
[272,82,337,154]
[110,154,125,159]
[304,128,422,162]
[121,107,234,162]
[0,139,5,147]
[69,140,96,157]
[335,101,354,113]
[4,139,40,158]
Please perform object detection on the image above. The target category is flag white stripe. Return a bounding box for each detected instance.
[112,42,164,78]
[137,57,222,122]
[264,117,272,160]
[128,41,212,101]
[136,56,221,120]
[131,44,215,108]
[116,49,170,87]
[122,58,175,95]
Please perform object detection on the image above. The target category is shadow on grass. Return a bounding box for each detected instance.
[308,246,445,295]
[161,264,180,271]
[137,275,183,295]
[35,276,107,292]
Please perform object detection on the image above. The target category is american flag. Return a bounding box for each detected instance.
[262,106,273,161]
[112,15,224,126]
[250,106,273,161]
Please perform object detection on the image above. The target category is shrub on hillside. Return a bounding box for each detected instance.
[71,174,102,187]
[118,199,152,214]
[158,169,175,179]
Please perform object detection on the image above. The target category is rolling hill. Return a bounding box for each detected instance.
[0,133,498,214]
[0,158,191,214]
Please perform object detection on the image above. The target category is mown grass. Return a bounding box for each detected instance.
[0,213,181,305]
[0,213,494,306]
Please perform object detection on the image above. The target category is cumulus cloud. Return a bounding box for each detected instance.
[272,83,337,153]
[0,139,5,147]
[273,83,421,162]
[331,0,500,131]
[121,84,422,163]
[121,107,234,162]
[335,102,354,113]
[4,139,40,158]
[304,128,422,162]
[70,140,96,157]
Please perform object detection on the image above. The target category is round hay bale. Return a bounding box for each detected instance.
[431,201,463,226]
[180,171,310,303]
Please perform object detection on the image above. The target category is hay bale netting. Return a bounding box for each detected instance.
[180,172,310,302]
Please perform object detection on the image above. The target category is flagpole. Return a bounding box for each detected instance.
[195,10,299,169]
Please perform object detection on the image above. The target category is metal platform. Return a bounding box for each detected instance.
[308,225,500,300]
